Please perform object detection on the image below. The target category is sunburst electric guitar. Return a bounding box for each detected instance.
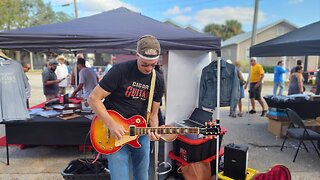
[90,110,219,155]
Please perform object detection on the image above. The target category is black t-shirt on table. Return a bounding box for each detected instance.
[99,60,164,119]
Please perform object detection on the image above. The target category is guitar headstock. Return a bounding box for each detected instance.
[199,121,220,136]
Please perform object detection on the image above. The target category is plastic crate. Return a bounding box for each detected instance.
[169,148,224,179]
[218,168,258,180]
[61,158,110,180]
[173,126,227,162]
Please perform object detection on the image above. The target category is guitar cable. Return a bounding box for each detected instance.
[82,130,101,164]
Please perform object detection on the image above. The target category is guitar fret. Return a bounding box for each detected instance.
[135,127,200,135]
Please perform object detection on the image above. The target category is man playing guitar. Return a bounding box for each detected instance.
[88,35,164,180]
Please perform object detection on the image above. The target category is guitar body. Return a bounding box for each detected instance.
[90,110,147,155]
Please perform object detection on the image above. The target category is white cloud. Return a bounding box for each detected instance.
[184,7,192,13]
[77,0,138,16]
[194,7,266,27]
[164,6,192,16]
[164,6,181,16]
[172,15,192,24]
[288,0,304,4]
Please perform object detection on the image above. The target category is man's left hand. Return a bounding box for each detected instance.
[254,82,260,89]
[70,92,76,98]
[148,129,161,141]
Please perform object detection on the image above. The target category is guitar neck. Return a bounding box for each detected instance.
[130,126,200,135]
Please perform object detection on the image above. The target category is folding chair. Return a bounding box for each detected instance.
[280,108,320,162]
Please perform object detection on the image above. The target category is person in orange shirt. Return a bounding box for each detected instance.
[244,57,266,116]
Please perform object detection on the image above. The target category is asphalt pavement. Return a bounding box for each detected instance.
[0,72,319,180]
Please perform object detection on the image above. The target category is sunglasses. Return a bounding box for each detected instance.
[141,63,157,68]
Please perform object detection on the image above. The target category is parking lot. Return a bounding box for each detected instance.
[0,72,319,180]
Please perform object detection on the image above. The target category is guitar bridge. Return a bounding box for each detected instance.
[129,125,135,136]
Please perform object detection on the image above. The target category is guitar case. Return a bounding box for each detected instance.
[253,165,291,180]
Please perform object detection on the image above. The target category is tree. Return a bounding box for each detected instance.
[204,24,223,39]
[204,20,244,41]
[0,0,73,31]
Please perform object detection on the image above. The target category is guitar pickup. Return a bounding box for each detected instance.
[129,125,135,136]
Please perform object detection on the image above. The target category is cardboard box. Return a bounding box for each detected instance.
[303,118,320,132]
[267,118,290,137]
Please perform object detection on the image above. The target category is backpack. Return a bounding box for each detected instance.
[63,159,107,175]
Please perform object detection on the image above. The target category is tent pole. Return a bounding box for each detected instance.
[73,51,78,88]
[247,62,251,125]
[215,54,221,180]
[154,141,159,180]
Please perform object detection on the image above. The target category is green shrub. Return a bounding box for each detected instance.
[263,66,274,73]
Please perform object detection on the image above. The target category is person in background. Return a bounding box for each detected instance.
[66,60,72,75]
[71,54,84,89]
[244,57,267,117]
[288,66,304,95]
[88,35,164,180]
[235,61,245,117]
[103,59,113,76]
[273,60,288,96]
[55,55,69,95]
[290,59,302,76]
[316,68,320,95]
[42,59,65,100]
[21,62,31,108]
[71,58,98,100]
[65,60,72,88]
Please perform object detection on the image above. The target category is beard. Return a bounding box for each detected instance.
[50,66,57,72]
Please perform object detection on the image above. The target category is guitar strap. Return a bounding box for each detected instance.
[146,69,156,124]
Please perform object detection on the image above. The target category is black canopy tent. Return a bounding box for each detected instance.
[0,7,220,53]
[0,7,224,176]
[250,21,320,121]
[250,20,320,57]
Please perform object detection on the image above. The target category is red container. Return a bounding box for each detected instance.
[173,126,227,163]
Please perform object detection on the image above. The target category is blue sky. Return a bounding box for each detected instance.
[48,0,320,32]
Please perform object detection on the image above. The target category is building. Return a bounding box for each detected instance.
[221,19,319,72]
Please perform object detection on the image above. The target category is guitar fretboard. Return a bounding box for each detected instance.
[134,127,199,135]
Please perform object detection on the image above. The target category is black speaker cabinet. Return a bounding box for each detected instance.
[223,143,248,180]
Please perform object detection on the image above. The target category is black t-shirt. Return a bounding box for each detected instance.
[99,60,164,119]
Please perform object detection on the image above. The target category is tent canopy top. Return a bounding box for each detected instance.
[0,7,220,53]
[250,20,320,57]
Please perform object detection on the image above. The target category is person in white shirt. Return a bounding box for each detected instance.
[55,55,69,95]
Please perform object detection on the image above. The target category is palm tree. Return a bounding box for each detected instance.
[204,19,243,41]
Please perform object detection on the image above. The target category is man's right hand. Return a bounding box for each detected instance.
[244,83,248,90]
[108,121,128,140]
[57,78,64,83]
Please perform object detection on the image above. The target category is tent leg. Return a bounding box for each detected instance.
[6,143,9,165]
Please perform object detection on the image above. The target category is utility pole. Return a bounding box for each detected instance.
[73,0,78,18]
[250,0,259,46]
[247,0,259,125]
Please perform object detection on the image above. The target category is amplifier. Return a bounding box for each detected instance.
[223,143,248,180]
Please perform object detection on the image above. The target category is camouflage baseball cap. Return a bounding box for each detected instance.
[49,59,59,66]
[137,35,161,60]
